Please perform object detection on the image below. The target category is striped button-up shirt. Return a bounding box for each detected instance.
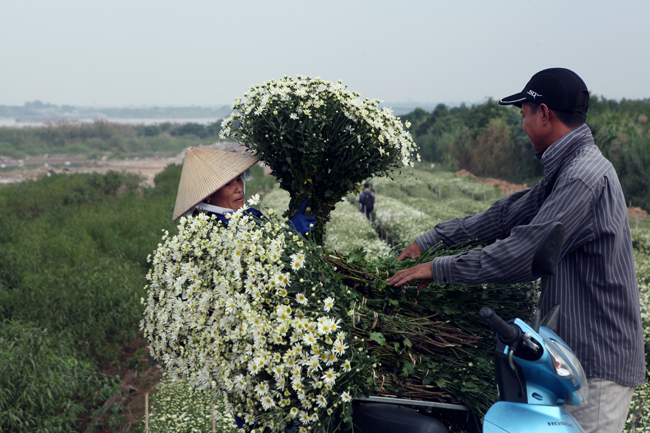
[415,124,645,386]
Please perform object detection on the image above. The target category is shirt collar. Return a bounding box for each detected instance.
[539,124,594,171]
[183,202,236,218]
[194,202,236,215]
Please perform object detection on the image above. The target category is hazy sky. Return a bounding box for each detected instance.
[2,0,649,108]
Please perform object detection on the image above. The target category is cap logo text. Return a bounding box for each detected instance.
[527,90,543,99]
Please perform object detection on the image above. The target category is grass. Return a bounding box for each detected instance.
[0,320,117,432]
[0,166,183,431]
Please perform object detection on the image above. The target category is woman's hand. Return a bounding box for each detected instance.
[289,199,317,234]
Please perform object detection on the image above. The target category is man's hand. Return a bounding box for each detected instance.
[397,241,422,262]
[386,262,434,291]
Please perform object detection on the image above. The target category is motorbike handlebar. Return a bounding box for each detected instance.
[479,307,520,344]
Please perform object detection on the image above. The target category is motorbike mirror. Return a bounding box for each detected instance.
[531,222,565,279]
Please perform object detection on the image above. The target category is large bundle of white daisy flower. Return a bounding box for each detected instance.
[142,198,541,431]
[220,75,419,245]
[141,198,375,433]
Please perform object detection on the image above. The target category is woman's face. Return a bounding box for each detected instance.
[206,177,245,210]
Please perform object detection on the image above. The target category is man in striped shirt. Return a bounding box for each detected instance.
[388,68,645,433]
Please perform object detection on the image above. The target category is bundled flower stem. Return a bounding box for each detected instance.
[323,248,538,417]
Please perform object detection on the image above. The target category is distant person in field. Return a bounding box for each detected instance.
[359,183,375,221]
[387,68,644,433]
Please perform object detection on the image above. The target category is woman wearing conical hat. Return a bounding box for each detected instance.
[173,147,315,233]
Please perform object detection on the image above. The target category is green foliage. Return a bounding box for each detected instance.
[328,246,538,422]
[625,228,650,430]
[0,169,183,358]
[588,109,650,211]
[0,120,221,159]
[402,100,543,184]
[0,320,117,433]
[264,188,392,259]
[0,152,647,432]
[367,169,503,249]
[404,97,650,212]
[0,166,183,430]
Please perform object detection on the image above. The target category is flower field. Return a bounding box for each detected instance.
[369,169,505,248]
[147,379,239,433]
[262,189,392,260]
[145,167,649,432]
[627,229,650,431]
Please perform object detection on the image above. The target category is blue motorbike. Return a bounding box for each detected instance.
[352,222,588,433]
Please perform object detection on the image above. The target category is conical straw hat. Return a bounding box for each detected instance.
[173,148,260,221]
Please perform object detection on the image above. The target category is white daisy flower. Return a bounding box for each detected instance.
[302,332,317,347]
[255,381,269,396]
[248,194,260,205]
[299,411,310,424]
[321,369,337,385]
[261,395,276,410]
[332,340,348,356]
[323,296,335,312]
[290,253,305,270]
[296,292,308,305]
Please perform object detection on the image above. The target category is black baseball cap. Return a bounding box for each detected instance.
[499,68,589,114]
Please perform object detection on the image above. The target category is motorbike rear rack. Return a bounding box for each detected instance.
[355,396,469,411]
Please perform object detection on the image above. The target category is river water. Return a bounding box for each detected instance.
[0,117,219,128]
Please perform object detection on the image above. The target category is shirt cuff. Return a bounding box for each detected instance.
[431,256,455,284]
[415,229,440,253]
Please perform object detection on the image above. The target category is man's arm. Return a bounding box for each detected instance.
[390,177,595,288]
[414,188,534,253]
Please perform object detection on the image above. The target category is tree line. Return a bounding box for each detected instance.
[2,96,649,210]
[0,120,222,159]
[403,96,650,211]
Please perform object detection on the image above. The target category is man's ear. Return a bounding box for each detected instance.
[539,103,551,125]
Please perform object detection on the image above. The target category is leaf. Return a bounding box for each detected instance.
[400,362,415,377]
[442,304,460,315]
[403,338,412,348]
[346,247,366,264]
[369,332,386,346]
